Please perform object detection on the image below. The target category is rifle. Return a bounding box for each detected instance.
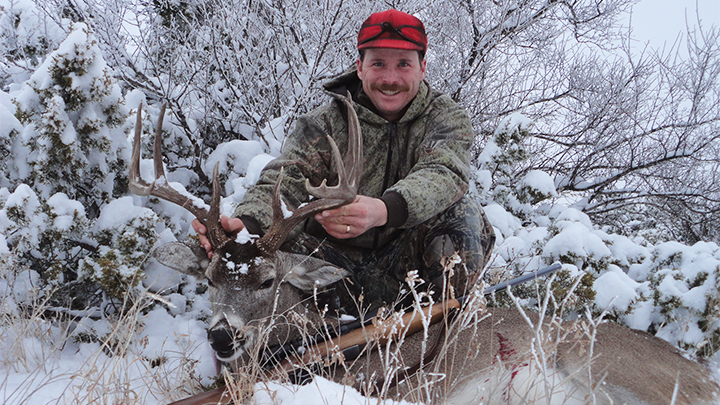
[168,262,562,405]
[271,262,563,373]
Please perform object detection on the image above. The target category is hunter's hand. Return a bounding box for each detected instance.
[192,215,245,258]
[314,195,387,239]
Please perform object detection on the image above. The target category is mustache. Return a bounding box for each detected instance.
[370,83,410,93]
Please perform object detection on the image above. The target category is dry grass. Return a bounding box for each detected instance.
[215,259,611,405]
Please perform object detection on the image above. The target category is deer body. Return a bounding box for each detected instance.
[132,100,719,404]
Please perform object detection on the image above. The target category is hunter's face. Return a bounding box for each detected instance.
[357,48,426,122]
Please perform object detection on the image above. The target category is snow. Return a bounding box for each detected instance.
[518,170,557,198]
[0,94,22,147]
[228,153,276,204]
[542,221,612,267]
[253,378,412,405]
[46,193,85,231]
[0,301,218,404]
[482,203,522,239]
[600,232,650,268]
[493,112,532,137]
[593,266,641,312]
[94,196,155,231]
[235,227,258,244]
[4,183,39,211]
[206,140,266,177]
[0,233,8,254]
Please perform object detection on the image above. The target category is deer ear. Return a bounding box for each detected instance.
[282,253,350,291]
[153,242,209,279]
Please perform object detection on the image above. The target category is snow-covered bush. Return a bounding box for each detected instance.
[78,197,161,300]
[542,208,612,273]
[486,186,720,358]
[0,185,87,282]
[485,203,597,313]
[0,100,20,188]
[624,242,720,357]
[473,113,559,221]
[0,21,161,309]
[0,0,66,88]
[12,22,128,217]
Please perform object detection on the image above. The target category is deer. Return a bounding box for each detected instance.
[129,98,720,405]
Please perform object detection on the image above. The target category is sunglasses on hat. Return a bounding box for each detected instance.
[358,22,427,50]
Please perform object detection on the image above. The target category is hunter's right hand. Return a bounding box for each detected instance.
[192,215,245,258]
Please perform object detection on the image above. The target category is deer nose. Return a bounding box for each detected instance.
[207,325,244,360]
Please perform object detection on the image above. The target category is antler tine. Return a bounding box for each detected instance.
[306,93,362,200]
[205,162,227,246]
[152,103,168,182]
[343,92,363,192]
[129,103,230,249]
[256,167,295,254]
[256,94,362,255]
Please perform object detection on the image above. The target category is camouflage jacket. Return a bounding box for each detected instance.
[233,68,473,249]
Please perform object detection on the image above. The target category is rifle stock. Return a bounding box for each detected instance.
[274,297,464,374]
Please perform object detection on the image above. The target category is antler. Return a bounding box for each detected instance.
[129,103,231,250]
[256,94,362,255]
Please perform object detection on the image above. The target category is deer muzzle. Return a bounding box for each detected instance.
[207,327,243,360]
[207,317,251,361]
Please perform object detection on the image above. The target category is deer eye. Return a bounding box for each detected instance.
[259,278,275,290]
[207,279,215,288]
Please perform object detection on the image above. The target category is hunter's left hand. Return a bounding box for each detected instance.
[314,195,387,239]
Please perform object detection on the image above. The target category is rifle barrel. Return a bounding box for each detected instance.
[482,263,562,295]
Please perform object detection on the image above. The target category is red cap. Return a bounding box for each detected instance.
[357,9,427,52]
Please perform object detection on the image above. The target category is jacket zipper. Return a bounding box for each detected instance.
[373,123,397,249]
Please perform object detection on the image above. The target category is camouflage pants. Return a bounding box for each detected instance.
[284,196,495,313]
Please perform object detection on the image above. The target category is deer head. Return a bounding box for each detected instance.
[130,96,362,361]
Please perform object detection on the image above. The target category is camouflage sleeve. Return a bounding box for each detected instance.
[232,114,333,234]
[387,95,473,227]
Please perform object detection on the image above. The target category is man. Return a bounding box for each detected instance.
[194,9,495,312]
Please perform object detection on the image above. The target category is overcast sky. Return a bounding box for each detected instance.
[626,0,720,53]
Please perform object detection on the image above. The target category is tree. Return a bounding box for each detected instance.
[420,0,720,244]
[0,0,66,90]
[60,0,369,196]
[54,0,717,243]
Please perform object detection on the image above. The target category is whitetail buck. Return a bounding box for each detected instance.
[130,99,719,404]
